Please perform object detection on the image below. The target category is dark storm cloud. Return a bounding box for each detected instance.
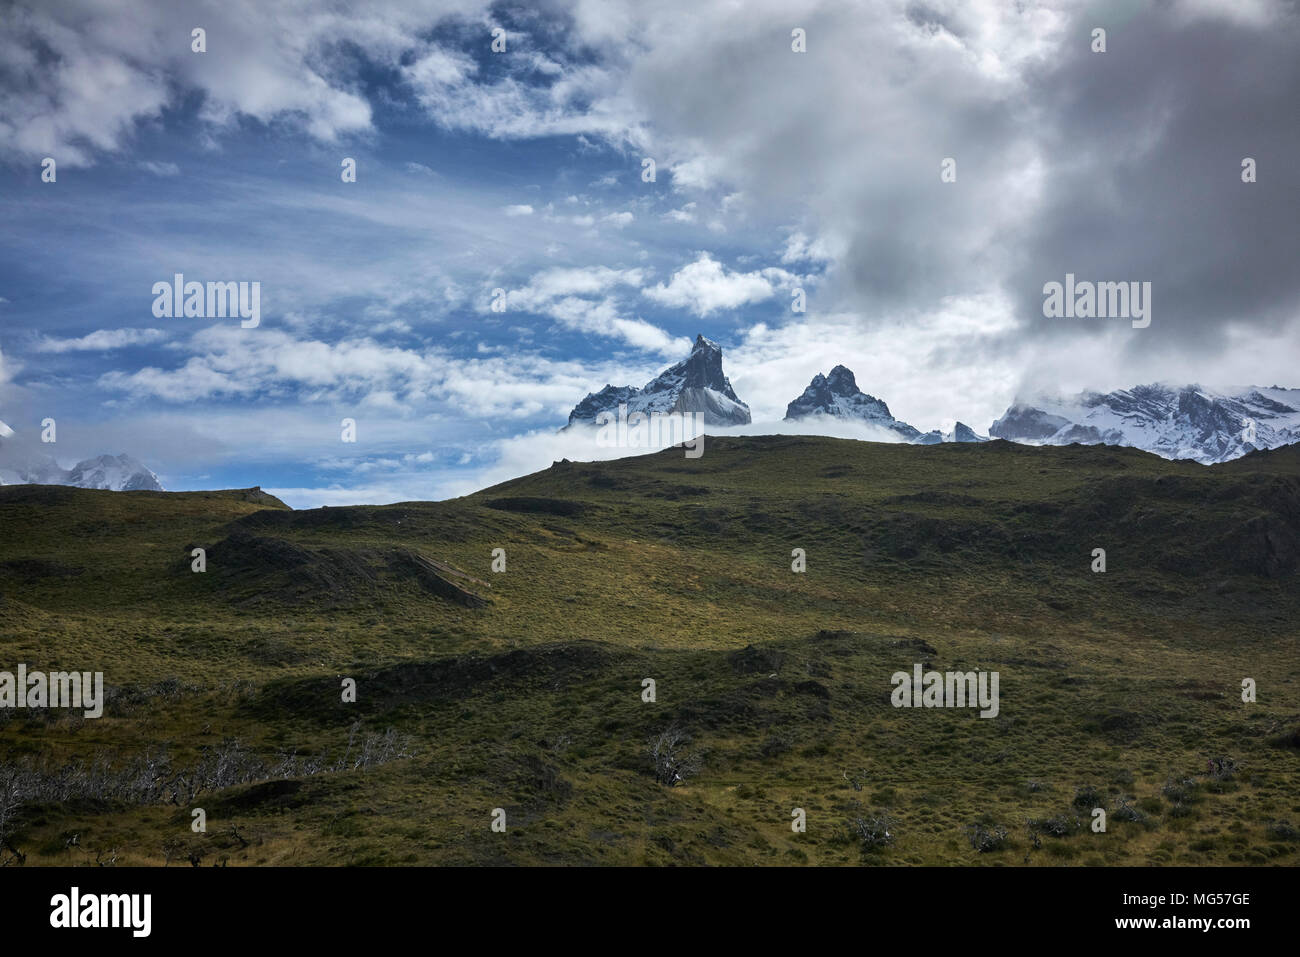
[1008,5,1300,354]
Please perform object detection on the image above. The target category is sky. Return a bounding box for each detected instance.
[1,0,1297,507]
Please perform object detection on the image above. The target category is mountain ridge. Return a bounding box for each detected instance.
[1,433,1297,865]
[563,345,1299,464]
[783,365,986,445]
[990,382,1300,464]
[0,426,165,491]
[565,334,751,428]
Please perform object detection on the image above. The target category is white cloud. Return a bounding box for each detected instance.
[0,0,495,165]
[780,231,832,264]
[94,325,668,422]
[139,160,179,176]
[34,328,167,353]
[500,265,686,355]
[727,297,1025,432]
[664,203,696,223]
[503,204,534,216]
[643,252,790,317]
[548,297,686,355]
[7,0,1297,507]
[0,345,13,388]
[668,156,724,192]
[401,39,636,143]
[506,265,645,308]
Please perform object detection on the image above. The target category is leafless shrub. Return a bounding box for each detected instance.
[1024,823,1043,853]
[269,749,301,779]
[0,721,417,843]
[851,812,895,849]
[966,822,1008,853]
[842,769,869,792]
[1162,777,1199,803]
[104,677,203,717]
[350,727,415,771]
[161,837,183,866]
[1072,784,1104,809]
[0,765,28,864]
[648,725,702,786]
[1027,813,1078,837]
[94,846,118,867]
[1206,756,1238,780]
[338,719,362,771]
[218,678,257,705]
[1113,795,1145,822]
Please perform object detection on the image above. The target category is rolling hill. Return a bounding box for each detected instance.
[1,437,1297,866]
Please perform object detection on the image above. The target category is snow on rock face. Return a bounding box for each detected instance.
[990,384,1300,464]
[912,422,988,445]
[0,436,164,491]
[784,365,922,440]
[567,385,640,426]
[566,334,752,428]
[65,454,164,491]
[987,404,1072,440]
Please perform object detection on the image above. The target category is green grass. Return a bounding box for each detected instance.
[1,436,1297,865]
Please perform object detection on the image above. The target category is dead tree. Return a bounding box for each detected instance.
[0,766,27,865]
[648,725,702,786]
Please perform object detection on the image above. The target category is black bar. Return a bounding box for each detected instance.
[3,865,1278,943]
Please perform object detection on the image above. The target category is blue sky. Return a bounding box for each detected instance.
[2,0,1298,506]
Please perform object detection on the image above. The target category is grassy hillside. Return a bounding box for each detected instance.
[1,437,1297,866]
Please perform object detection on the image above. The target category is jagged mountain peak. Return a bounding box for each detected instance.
[913,421,989,445]
[783,366,920,440]
[65,453,164,491]
[825,364,858,394]
[648,333,738,396]
[566,334,751,428]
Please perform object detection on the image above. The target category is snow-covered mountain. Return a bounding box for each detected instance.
[64,453,165,491]
[912,422,988,445]
[989,384,1300,464]
[783,365,921,439]
[0,422,163,490]
[566,335,751,427]
[783,366,987,444]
